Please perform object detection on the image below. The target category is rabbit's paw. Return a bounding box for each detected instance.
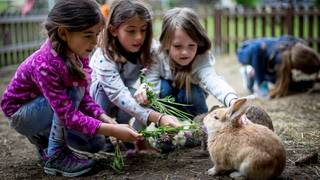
[206,166,218,176]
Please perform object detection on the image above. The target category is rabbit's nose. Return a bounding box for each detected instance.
[202,125,208,134]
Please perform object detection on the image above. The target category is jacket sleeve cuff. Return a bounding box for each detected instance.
[92,108,105,119]
[137,108,153,126]
[91,120,103,137]
[223,92,238,107]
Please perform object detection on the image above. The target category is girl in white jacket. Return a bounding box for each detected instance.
[136,7,238,116]
[90,0,180,131]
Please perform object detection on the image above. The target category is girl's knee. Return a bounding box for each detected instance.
[191,85,206,99]
[160,79,173,98]
[190,85,208,114]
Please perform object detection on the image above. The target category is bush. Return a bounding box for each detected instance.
[235,0,261,7]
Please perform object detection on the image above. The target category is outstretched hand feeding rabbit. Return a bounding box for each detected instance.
[203,98,286,179]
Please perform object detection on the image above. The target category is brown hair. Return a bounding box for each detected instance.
[99,0,153,67]
[159,7,211,98]
[45,0,104,79]
[269,43,320,98]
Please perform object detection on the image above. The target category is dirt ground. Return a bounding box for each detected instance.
[0,55,319,180]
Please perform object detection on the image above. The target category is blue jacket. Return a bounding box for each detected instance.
[237,35,304,85]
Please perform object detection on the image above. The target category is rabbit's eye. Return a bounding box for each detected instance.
[214,115,219,120]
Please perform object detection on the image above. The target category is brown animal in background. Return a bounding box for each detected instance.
[203,98,286,179]
[245,105,274,131]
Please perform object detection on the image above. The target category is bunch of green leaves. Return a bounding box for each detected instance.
[110,143,124,173]
[139,122,201,139]
[140,73,193,121]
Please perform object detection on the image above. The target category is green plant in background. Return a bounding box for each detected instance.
[0,1,8,12]
[235,0,261,7]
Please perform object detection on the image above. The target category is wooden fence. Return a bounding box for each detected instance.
[0,15,46,67]
[0,5,319,68]
[209,5,320,54]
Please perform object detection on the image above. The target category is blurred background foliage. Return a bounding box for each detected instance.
[0,0,319,67]
[0,0,318,16]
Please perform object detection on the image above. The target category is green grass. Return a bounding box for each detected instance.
[0,2,9,12]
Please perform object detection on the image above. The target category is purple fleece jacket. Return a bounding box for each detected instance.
[1,40,104,136]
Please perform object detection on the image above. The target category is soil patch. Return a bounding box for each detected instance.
[0,56,319,179]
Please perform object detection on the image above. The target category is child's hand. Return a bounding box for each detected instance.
[111,124,143,142]
[160,115,182,128]
[134,83,149,105]
[97,123,143,142]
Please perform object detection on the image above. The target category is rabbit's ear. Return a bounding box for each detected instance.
[226,98,250,126]
[210,105,222,112]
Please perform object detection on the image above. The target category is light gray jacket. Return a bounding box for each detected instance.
[146,43,238,107]
[89,48,152,125]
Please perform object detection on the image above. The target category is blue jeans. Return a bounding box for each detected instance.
[9,87,105,153]
[159,79,208,116]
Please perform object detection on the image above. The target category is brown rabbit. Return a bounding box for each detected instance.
[203,98,286,179]
[194,104,274,151]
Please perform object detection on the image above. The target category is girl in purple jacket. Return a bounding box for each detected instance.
[0,0,141,177]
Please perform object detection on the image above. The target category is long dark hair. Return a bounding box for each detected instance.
[99,0,153,67]
[44,0,104,79]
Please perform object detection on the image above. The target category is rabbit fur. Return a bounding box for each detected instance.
[203,98,286,180]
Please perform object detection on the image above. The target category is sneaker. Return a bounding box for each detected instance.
[253,82,270,100]
[36,147,49,167]
[44,146,94,177]
[240,66,255,93]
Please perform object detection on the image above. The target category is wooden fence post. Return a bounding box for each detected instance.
[287,4,294,35]
[261,6,266,37]
[214,7,222,54]
[298,6,304,38]
[225,8,230,54]
[252,8,257,38]
[308,6,314,48]
[318,8,320,52]
[270,6,276,37]
[234,7,239,51]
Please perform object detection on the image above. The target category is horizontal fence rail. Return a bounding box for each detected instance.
[0,15,46,67]
[0,5,319,68]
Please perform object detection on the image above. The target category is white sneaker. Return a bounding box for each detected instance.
[240,66,255,92]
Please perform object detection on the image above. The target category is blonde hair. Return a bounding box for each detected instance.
[99,0,153,67]
[269,43,320,98]
[159,7,211,98]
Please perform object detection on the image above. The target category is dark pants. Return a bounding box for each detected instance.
[159,79,208,116]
